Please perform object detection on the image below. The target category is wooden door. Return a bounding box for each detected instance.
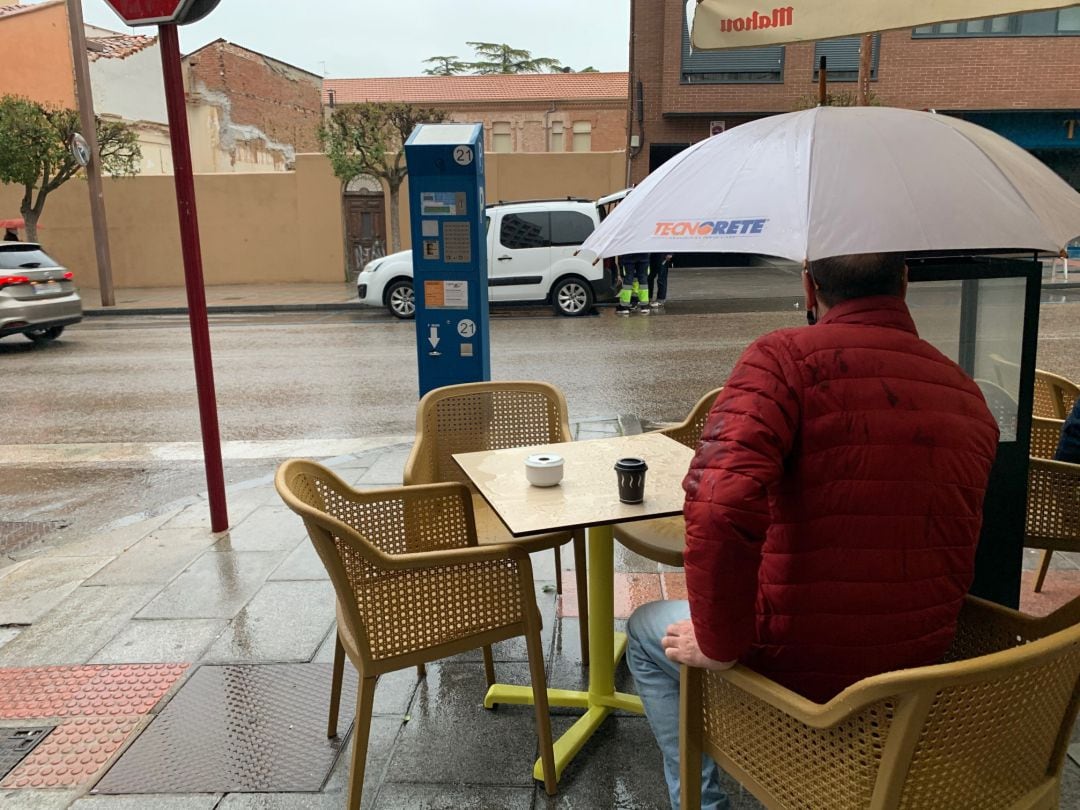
[344,193,387,275]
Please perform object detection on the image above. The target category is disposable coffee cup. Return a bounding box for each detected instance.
[614,457,648,504]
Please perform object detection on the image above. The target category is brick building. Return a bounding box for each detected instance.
[322,72,629,154]
[630,2,1080,188]
[183,39,323,171]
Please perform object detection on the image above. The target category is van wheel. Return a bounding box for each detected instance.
[25,326,64,343]
[552,277,593,317]
[385,280,415,319]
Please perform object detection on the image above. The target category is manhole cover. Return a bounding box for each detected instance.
[0,521,71,556]
[0,727,54,781]
[93,663,356,794]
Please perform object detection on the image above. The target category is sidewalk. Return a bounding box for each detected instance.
[3,426,1079,808]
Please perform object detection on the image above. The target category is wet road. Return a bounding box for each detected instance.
[4,268,1080,549]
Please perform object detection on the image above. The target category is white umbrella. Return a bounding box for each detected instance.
[579,106,1080,263]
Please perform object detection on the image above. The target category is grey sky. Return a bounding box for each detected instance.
[75,0,631,77]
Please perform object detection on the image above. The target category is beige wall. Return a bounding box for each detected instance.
[0,2,75,108]
[0,151,624,286]
[0,154,344,287]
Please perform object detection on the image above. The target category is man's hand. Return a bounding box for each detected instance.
[661,619,736,671]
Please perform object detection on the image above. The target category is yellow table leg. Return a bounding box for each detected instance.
[485,523,647,786]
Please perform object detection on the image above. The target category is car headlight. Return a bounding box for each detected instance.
[361,260,383,276]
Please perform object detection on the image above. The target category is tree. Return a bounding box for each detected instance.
[423,55,467,76]
[0,95,140,241]
[319,102,448,253]
[794,88,883,109]
[463,42,562,74]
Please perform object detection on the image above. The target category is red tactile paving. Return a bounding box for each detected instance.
[1019,570,1080,617]
[0,664,186,719]
[0,663,188,790]
[0,718,140,788]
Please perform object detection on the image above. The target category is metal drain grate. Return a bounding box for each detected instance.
[93,663,356,794]
[0,727,54,781]
[0,520,71,556]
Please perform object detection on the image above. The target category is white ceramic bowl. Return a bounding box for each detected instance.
[525,453,564,487]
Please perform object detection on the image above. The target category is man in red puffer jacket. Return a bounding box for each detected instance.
[626,252,999,810]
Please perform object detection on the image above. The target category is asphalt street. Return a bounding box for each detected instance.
[4,267,1080,555]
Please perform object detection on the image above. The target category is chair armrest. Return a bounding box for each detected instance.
[381,541,531,571]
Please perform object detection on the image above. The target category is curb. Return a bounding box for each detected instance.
[84,302,368,317]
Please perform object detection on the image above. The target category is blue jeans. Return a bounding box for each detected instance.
[627,600,728,810]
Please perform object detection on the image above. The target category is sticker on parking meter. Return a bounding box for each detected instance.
[421,220,439,237]
[443,221,472,263]
[457,319,476,338]
[421,191,466,216]
[422,240,440,260]
[453,145,474,166]
[423,280,469,309]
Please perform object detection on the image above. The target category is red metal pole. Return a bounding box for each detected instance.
[158,24,229,533]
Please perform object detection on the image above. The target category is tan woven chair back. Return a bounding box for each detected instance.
[661,388,723,450]
[1034,369,1080,420]
[1030,417,1064,461]
[690,596,1080,810]
[276,460,524,669]
[407,381,571,487]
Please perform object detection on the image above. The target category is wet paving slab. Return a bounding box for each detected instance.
[135,551,286,621]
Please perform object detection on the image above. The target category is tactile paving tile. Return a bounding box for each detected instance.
[93,663,357,794]
[0,664,187,720]
[0,727,53,781]
[1,718,139,788]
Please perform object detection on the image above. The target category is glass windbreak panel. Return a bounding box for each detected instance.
[906,277,1025,442]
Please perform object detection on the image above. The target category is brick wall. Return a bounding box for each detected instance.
[185,41,323,154]
[631,0,1080,181]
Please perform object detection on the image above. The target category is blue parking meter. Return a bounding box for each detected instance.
[404,124,490,398]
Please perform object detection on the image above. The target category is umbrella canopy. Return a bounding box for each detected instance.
[690,1,1079,49]
[579,106,1080,263]
[0,219,26,230]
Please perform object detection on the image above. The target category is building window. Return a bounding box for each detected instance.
[1060,7,1080,31]
[680,6,783,83]
[572,121,592,152]
[492,122,512,153]
[813,36,880,82]
[914,7,1080,37]
[549,121,564,152]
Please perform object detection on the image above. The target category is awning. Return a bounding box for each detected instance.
[691,1,1078,49]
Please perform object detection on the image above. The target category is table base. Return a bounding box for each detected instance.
[482,524,645,783]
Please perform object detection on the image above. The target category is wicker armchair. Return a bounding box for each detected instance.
[681,595,1080,810]
[614,388,722,567]
[1034,369,1080,420]
[1027,417,1080,593]
[404,381,590,665]
[276,460,558,807]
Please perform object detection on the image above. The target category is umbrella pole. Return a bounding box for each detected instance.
[857,34,874,105]
[818,56,827,106]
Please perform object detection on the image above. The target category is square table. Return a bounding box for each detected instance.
[454,431,694,784]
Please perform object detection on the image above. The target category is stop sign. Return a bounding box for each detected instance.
[103,0,220,26]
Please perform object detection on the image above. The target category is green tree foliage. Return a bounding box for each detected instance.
[319,102,448,253]
[423,55,468,76]
[463,42,563,74]
[0,95,140,241]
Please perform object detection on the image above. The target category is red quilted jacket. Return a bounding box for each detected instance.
[683,296,1000,703]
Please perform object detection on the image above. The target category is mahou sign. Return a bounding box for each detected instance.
[103,0,220,26]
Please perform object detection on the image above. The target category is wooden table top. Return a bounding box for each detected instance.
[453,432,694,537]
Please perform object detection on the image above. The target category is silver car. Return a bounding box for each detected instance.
[0,243,82,343]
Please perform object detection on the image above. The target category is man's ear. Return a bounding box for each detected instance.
[802,268,819,311]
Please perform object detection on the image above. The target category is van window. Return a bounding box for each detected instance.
[500,213,550,249]
[550,211,595,247]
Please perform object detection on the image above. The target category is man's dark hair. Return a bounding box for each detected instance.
[808,253,906,306]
